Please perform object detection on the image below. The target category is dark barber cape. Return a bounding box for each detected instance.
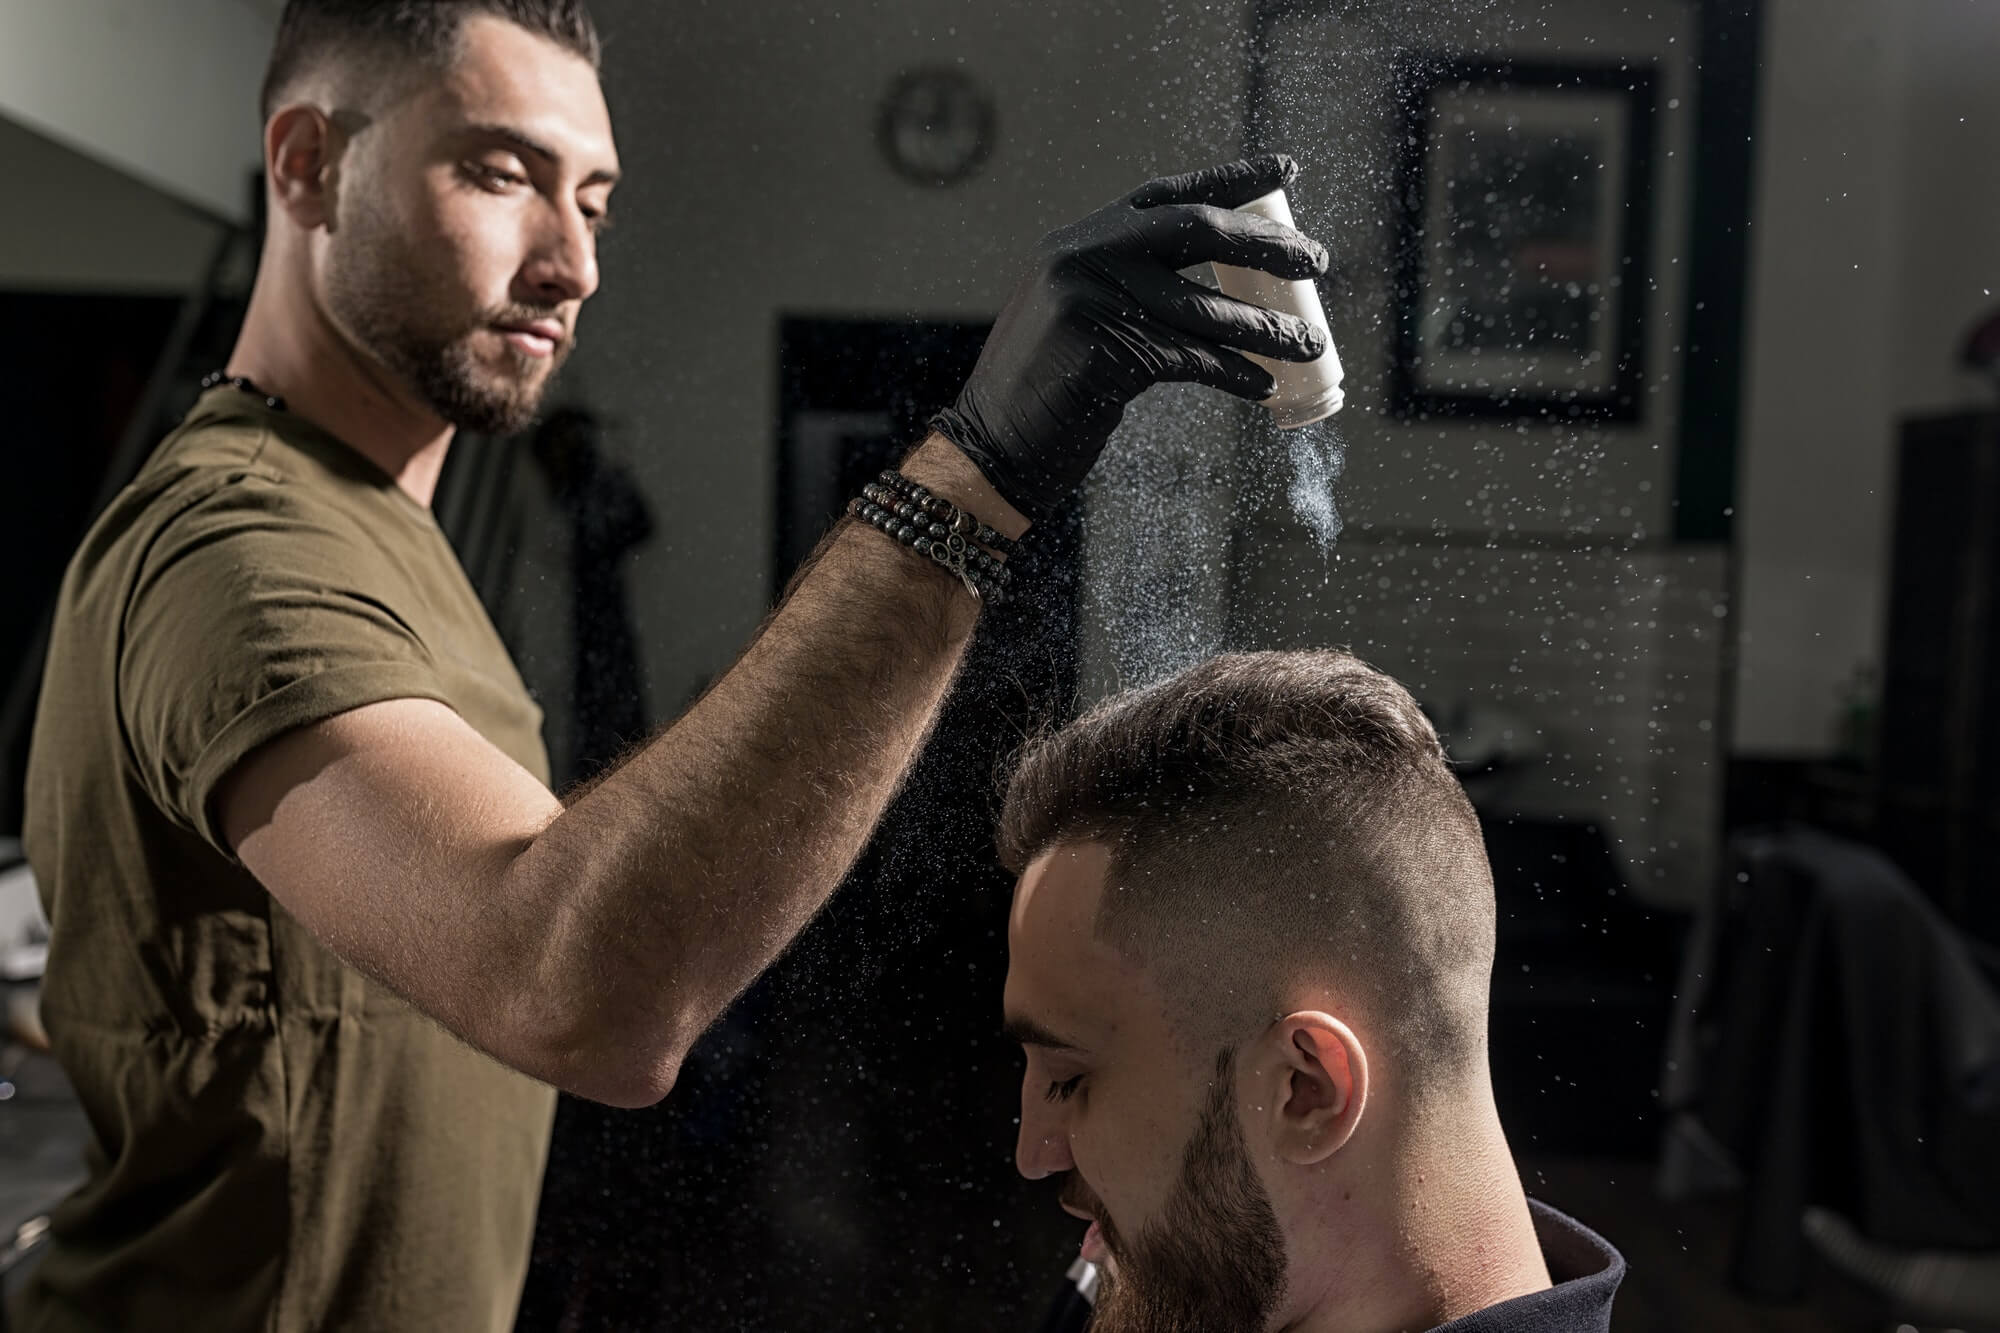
[1428,1201,1624,1332]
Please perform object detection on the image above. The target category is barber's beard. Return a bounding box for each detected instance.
[1085,1059,1288,1333]
[324,197,571,437]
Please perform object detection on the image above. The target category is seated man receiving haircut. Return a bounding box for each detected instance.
[998,650,1625,1333]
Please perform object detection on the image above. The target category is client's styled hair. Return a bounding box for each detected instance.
[999,650,1496,1093]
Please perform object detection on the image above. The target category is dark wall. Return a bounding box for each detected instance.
[0,291,180,833]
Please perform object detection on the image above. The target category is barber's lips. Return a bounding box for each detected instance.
[496,321,563,358]
[1080,1217,1109,1265]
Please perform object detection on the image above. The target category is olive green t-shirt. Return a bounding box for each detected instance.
[13,386,559,1332]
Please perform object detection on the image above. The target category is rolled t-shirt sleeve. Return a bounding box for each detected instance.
[118,478,455,858]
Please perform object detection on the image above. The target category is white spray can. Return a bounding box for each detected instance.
[1211,187,1344,429]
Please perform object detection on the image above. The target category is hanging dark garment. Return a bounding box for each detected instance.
[1661,828,2000,1297]
[532,413,652,786]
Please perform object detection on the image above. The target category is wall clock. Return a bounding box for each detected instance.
[877,66,995,187]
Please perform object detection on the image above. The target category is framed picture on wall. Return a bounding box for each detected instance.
[1390,59,1657,421]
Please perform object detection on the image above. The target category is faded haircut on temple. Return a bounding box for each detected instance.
[998,648,1496,1098]
[259,0,602,119]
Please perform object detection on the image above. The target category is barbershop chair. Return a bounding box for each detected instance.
[0,851,84,1333]
[0,1039,86,1333]
[1659,827,2000,1328]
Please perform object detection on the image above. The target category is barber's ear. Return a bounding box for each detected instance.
[264,105,344,231]
[1255,1011,1367,1166]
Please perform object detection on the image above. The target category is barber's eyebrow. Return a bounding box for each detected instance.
[1003,1014,1089,1053]
[463,122,621,186]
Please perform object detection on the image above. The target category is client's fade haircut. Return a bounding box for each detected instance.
[260,0,602,120]
[999,650,1497,1094]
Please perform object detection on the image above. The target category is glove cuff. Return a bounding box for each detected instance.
[927,407,1048,523]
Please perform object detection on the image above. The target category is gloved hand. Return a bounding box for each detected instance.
[932,154,1330,522]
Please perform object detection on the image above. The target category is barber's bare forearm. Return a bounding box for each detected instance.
[504,436,1022,1104]
[223,156,1322,1104]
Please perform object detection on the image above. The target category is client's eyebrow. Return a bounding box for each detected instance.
[1003,1014,1088,1053]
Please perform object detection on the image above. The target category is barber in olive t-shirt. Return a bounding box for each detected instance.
[12,4,1332,1330]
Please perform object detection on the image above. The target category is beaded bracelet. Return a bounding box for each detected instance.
[848,480,1013,606]
[876,470,1019,558]
[857,483,1013,582]
[849,495,1010,605]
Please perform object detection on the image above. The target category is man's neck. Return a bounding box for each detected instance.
[1288,1104,1552,1333]
[225,272,455,508]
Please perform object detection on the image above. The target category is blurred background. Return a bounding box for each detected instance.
[3,0,1999,1329]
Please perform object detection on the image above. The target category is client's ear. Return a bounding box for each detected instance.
[1256,1011,1367,1166]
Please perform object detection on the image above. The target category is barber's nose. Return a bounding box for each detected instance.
[526,203,599,304]
[1015,1077,1075,1180]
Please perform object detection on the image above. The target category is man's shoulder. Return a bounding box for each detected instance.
[95,402,399,587]
[36,403,413,708]
[135,396,371,525]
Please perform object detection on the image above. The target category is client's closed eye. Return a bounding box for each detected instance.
[1046,1075,1084,1103]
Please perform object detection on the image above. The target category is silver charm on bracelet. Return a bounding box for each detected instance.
[927,532,984,602]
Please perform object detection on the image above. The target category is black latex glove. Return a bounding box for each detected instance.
[932,154,1330,522]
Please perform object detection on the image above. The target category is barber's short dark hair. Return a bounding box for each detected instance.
[998,650,1497,1092]
[260,0,601,121]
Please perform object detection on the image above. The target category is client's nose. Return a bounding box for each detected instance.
[1015,1079,1075,1179]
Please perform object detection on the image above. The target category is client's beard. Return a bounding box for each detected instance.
[1077,1053,1288,1333]
[325,196,571,437]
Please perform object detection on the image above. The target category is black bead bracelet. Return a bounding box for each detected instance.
[848,497,1009,605]
[876,470,1018,557]
[848,475,1014,607]
[858,483,1012,588]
